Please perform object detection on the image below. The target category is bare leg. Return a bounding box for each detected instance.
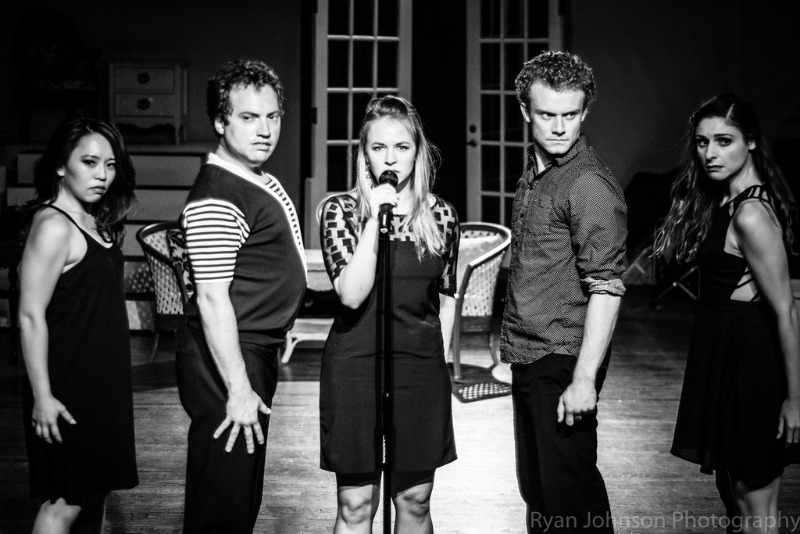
[31,498,81,534]
[715,470,739,534]
[335,480,381,534]
[393,480,434,534]
[392,471,435,534]
[732,474,782,534]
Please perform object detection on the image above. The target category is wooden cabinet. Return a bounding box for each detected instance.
[109,62,187,144]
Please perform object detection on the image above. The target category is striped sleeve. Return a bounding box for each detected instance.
[181,198,250,283]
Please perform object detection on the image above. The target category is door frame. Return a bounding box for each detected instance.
[305,0,413,247]
[465,0,563,224]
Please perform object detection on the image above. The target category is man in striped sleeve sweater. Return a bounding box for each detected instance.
[176,59,307,533]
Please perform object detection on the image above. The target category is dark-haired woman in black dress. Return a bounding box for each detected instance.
[19,116,138,533]
[656,94,800,534]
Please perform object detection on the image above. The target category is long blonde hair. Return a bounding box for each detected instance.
[352,95,444,259]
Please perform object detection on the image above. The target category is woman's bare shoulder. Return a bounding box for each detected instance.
[731,198,782,248]
[26,208,74,249]
[733,198,779,230]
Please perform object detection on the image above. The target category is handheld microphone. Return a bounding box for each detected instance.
[377,170,398,234]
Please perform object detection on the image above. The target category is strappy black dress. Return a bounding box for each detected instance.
[22,205,138,501]
[318,194,459,473]
[671,185,800,487]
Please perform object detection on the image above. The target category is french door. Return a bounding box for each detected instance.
[465,0,563,225]
[306,0,413,246]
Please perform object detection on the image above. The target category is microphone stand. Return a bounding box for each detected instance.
[374,170,397,533]
[377,214,393,534]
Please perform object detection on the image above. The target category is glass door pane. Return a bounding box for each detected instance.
[466,0,562,225]
[308,0,412,246]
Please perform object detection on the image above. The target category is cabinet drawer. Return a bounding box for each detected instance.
[114,94,178,117]
[113,66,175,93]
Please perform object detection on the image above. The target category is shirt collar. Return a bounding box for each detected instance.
[527,134,588,175]
[206,152,273,186]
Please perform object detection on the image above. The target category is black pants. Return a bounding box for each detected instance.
[176,325,279,534]
[512,353,613,534]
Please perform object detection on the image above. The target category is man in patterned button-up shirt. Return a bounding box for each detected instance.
[500,51,627,533]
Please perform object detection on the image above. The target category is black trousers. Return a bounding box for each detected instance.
[176,325,279,534]
[511,353,613,534]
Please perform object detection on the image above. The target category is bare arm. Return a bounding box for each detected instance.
[333,184,397,308]
[557,293,622,425]
[18,212,78,444]
[733,201,800,446]
[195,282,270,453]
[438,294,456,360]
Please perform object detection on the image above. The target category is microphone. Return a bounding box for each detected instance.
[377,170,398,234]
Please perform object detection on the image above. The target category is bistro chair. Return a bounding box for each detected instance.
[136,221,192,363]
[451,222,511,381]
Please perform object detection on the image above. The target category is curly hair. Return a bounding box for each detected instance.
[26,115,137,245]
[206,58,284,132]
[515,50,596,110]
[654,93,796,263]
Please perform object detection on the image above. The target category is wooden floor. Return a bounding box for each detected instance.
[1,286,799,534]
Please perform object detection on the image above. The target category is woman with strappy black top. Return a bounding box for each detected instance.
[18,116,138,533]
[656,94,800,534]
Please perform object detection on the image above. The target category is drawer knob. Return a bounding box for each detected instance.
[136,72,151,84]
[137,98,152,111]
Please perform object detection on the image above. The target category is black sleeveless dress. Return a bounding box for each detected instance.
[671,185,800,486]
[22,205,138,501]
[318,194,459,473]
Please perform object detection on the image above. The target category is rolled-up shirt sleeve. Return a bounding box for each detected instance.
[181,198,249,284]
[568,172,628,296]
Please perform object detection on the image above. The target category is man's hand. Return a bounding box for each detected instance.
[213,388,272,453]
[557,377,597,426]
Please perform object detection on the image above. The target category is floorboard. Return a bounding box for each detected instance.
[1,287,799,533]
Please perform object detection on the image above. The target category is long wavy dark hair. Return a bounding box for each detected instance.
[654,93,796,263]
[25,115,137,245]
